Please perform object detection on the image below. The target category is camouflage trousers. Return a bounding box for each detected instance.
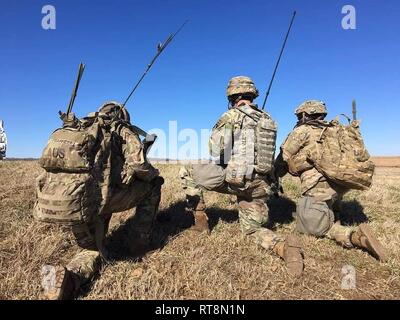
[65,177,163,284]
[179,163,284,251]
[296,177,354,247]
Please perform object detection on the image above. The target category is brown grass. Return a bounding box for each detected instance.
[0,161,399,300]
[372,157,400,168]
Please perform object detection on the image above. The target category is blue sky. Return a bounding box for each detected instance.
[1,0,399,158]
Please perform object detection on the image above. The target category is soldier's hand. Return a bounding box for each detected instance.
[121,168,136,185]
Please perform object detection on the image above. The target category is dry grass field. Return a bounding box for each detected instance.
[0,160,399,300]
[371,157,400,168]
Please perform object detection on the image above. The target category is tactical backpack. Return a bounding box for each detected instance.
[225,104,277,186]
[308,118,374,190]
[33,114,112,225]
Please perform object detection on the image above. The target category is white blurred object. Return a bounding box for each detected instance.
[0,119,7,160]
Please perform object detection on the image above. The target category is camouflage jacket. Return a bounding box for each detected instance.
[209,107,237,164]
[276,120,328,194]
[0,127,7,152]
[112,122,159,186]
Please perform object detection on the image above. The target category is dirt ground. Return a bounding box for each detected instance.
[0,160,399,300]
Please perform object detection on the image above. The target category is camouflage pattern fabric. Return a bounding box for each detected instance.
[226,76,259,98]
[180,164,284,250]
[117,125,159,184]
[36,110,162,288]
[105,177,163,238]
[59,176,162,285]
[66,250,101,283]
[208,108,242,161]
[277,124,354,245]
[0,120,7,159]
[308,119,374,190]
[187,102,282,250]
[277,123,322,192]
[209,103,276,181]
[294,100,327,116]
[326,222,354,248]
[278,117,374,191]
[58,219,107,283]
[295,179,354,245]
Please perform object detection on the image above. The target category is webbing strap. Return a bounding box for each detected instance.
[37,201,80,212]
[234,105,261,123]
[37,190,78,201]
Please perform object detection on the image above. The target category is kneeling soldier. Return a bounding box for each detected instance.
[34,102,163,299]
[275,100,387,261]
[180,76,304,277]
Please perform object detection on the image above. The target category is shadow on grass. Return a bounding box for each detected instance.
[105,201,189,261]
[105,200,240,261]
[337,199,369,225]
[207,206,238,231]
[266,195,296,229]
[105,195,302,261]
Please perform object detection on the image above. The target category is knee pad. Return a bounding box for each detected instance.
[296,197,334,237]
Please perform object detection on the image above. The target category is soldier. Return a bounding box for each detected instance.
[35,102,163,299]
[0,120,7,160]
[275,100,387,261]
[180,76,304,277]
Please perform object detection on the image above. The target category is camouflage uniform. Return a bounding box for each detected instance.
[39,102,163,299]
[180,100,283,250]
[276,100,387,261]
[0,120,7,160]
[65,122,162,280]
[276,120,353,246]
[180,77,304,277]
[180,162,283,250]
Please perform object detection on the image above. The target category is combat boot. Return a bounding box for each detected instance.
[273,235,304,277]
[129,232,152,258]
[350,223,387,262]
[187,197,210,233]
[190,210,210,233]
[41,265,80,300]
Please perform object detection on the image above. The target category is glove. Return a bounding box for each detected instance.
[121,167,136,186]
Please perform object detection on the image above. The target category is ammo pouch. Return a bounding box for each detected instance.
[33,172,100,225]
[225,160,248,187]
[254,117,277,174]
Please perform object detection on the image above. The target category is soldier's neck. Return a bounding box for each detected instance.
[234,99,253,107]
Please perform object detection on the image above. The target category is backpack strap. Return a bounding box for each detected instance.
[233,103,262,123]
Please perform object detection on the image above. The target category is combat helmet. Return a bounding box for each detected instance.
[226,76,259,99]
[98,101,131,122]
[295,100,327,116]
